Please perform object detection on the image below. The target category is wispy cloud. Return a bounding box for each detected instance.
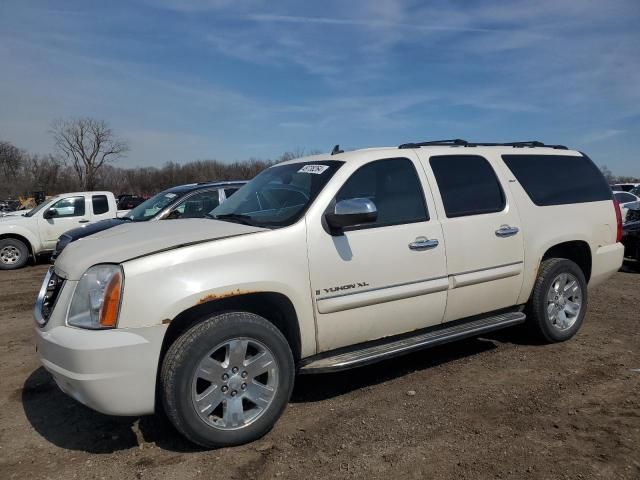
[582,129,626,143]
[247,14,500,33]
[1,0,639,175]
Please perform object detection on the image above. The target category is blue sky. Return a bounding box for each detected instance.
[1,0,639,175]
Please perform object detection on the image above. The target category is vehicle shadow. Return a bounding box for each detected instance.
[291,336,497,403]
[620,259,639,273]
[22,337,498,453]
[21,367,200,454]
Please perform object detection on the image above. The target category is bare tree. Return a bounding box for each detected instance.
[599,165,615,184]
[0,140,24,177]
[51,117,129,190]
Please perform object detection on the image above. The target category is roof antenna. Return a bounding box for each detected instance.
[331,144,344,155]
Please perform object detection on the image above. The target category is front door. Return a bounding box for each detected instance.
[307,156,448,352]
[417,152,525,322]
[38,196,89,250]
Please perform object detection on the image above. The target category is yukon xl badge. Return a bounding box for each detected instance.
[316,282,370,297]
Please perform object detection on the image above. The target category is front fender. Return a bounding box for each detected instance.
[117,224,317,357]
[0,223,41,254]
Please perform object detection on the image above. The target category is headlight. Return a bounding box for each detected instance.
[68,264,123,329]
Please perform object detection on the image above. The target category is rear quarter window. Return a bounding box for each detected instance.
[502,154,612,206]
[92,195,109,215]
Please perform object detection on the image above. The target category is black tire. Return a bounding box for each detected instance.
[0,238,29,270]
[526,258,588,343]
[160,312,295,448]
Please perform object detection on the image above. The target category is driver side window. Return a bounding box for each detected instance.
[335,158,429,228]
[169,190,220,219]
[49,196,86,218]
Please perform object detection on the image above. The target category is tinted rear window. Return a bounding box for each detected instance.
[430,155,505,218]
[502,154,612,206]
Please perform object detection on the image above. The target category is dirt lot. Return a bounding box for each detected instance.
[1,264,639,480]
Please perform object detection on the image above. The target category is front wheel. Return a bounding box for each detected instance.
[0,238,29,270]
[526,258,588,343]
[160,312,295,448]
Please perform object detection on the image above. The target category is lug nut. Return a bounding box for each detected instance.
[232,367,239,374]
[231,390,237,397]
[241,383,247,390]
[222,373,229,381]
[221,386,228,393]
[241,371,248,378]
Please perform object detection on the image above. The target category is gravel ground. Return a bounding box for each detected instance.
[1,263,639,479]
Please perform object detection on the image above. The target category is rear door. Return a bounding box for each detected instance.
[416,152,525,322]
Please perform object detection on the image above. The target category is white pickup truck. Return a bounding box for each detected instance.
[34,140,624,448]
[0,191,119,269]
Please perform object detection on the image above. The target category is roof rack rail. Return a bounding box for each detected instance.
[398,139,468,149]
[398,139,568,150]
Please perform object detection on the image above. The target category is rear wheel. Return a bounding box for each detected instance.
[526,258,588,343]
[0,238,29,270]
[160,312,295,448]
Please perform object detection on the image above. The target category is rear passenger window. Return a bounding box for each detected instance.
[502,155,612,206]
[335,158,428,228]
[430,155,505,218]
[92,195,109,215]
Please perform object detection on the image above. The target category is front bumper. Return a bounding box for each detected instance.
[34,310,167,416]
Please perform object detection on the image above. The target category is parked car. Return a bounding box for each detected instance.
[629,185,640,197]
[621,202,640,268]
[611,183,640,192]
[52,181,245,259]
[612,190,640,219]
[0,192,119,270]
[34,140,623,448]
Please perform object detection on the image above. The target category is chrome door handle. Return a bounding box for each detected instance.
[495,225,519,237]
[409,237,439,251]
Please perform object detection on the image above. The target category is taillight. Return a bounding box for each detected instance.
[613,200,623,242]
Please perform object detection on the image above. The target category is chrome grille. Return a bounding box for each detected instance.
[35,267,65,326]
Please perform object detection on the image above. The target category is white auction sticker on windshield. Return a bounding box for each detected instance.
[298,164,329,174]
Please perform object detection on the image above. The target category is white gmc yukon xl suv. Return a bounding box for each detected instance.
[34,140,624,448]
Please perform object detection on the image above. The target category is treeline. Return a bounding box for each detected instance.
[0,139,307,198]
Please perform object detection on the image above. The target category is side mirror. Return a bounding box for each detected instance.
[326,198,377,230]
[43,208,56,219]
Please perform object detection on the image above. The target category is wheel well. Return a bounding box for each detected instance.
[159,292,302,366]
[542,241,592,281]
[0,233,33,256]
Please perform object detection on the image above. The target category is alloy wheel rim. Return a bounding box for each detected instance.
[546,273,582,331]
[0,246,20,265]
[191,337,278,430]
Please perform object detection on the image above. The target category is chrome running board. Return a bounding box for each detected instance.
[299,311,526,374]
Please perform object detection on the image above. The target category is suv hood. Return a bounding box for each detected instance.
[55,219,266,280]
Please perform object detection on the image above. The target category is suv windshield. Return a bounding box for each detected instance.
[125,190,183,221]
[210,161,343,228]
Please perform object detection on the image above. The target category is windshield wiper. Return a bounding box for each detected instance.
[208,213,254,225]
